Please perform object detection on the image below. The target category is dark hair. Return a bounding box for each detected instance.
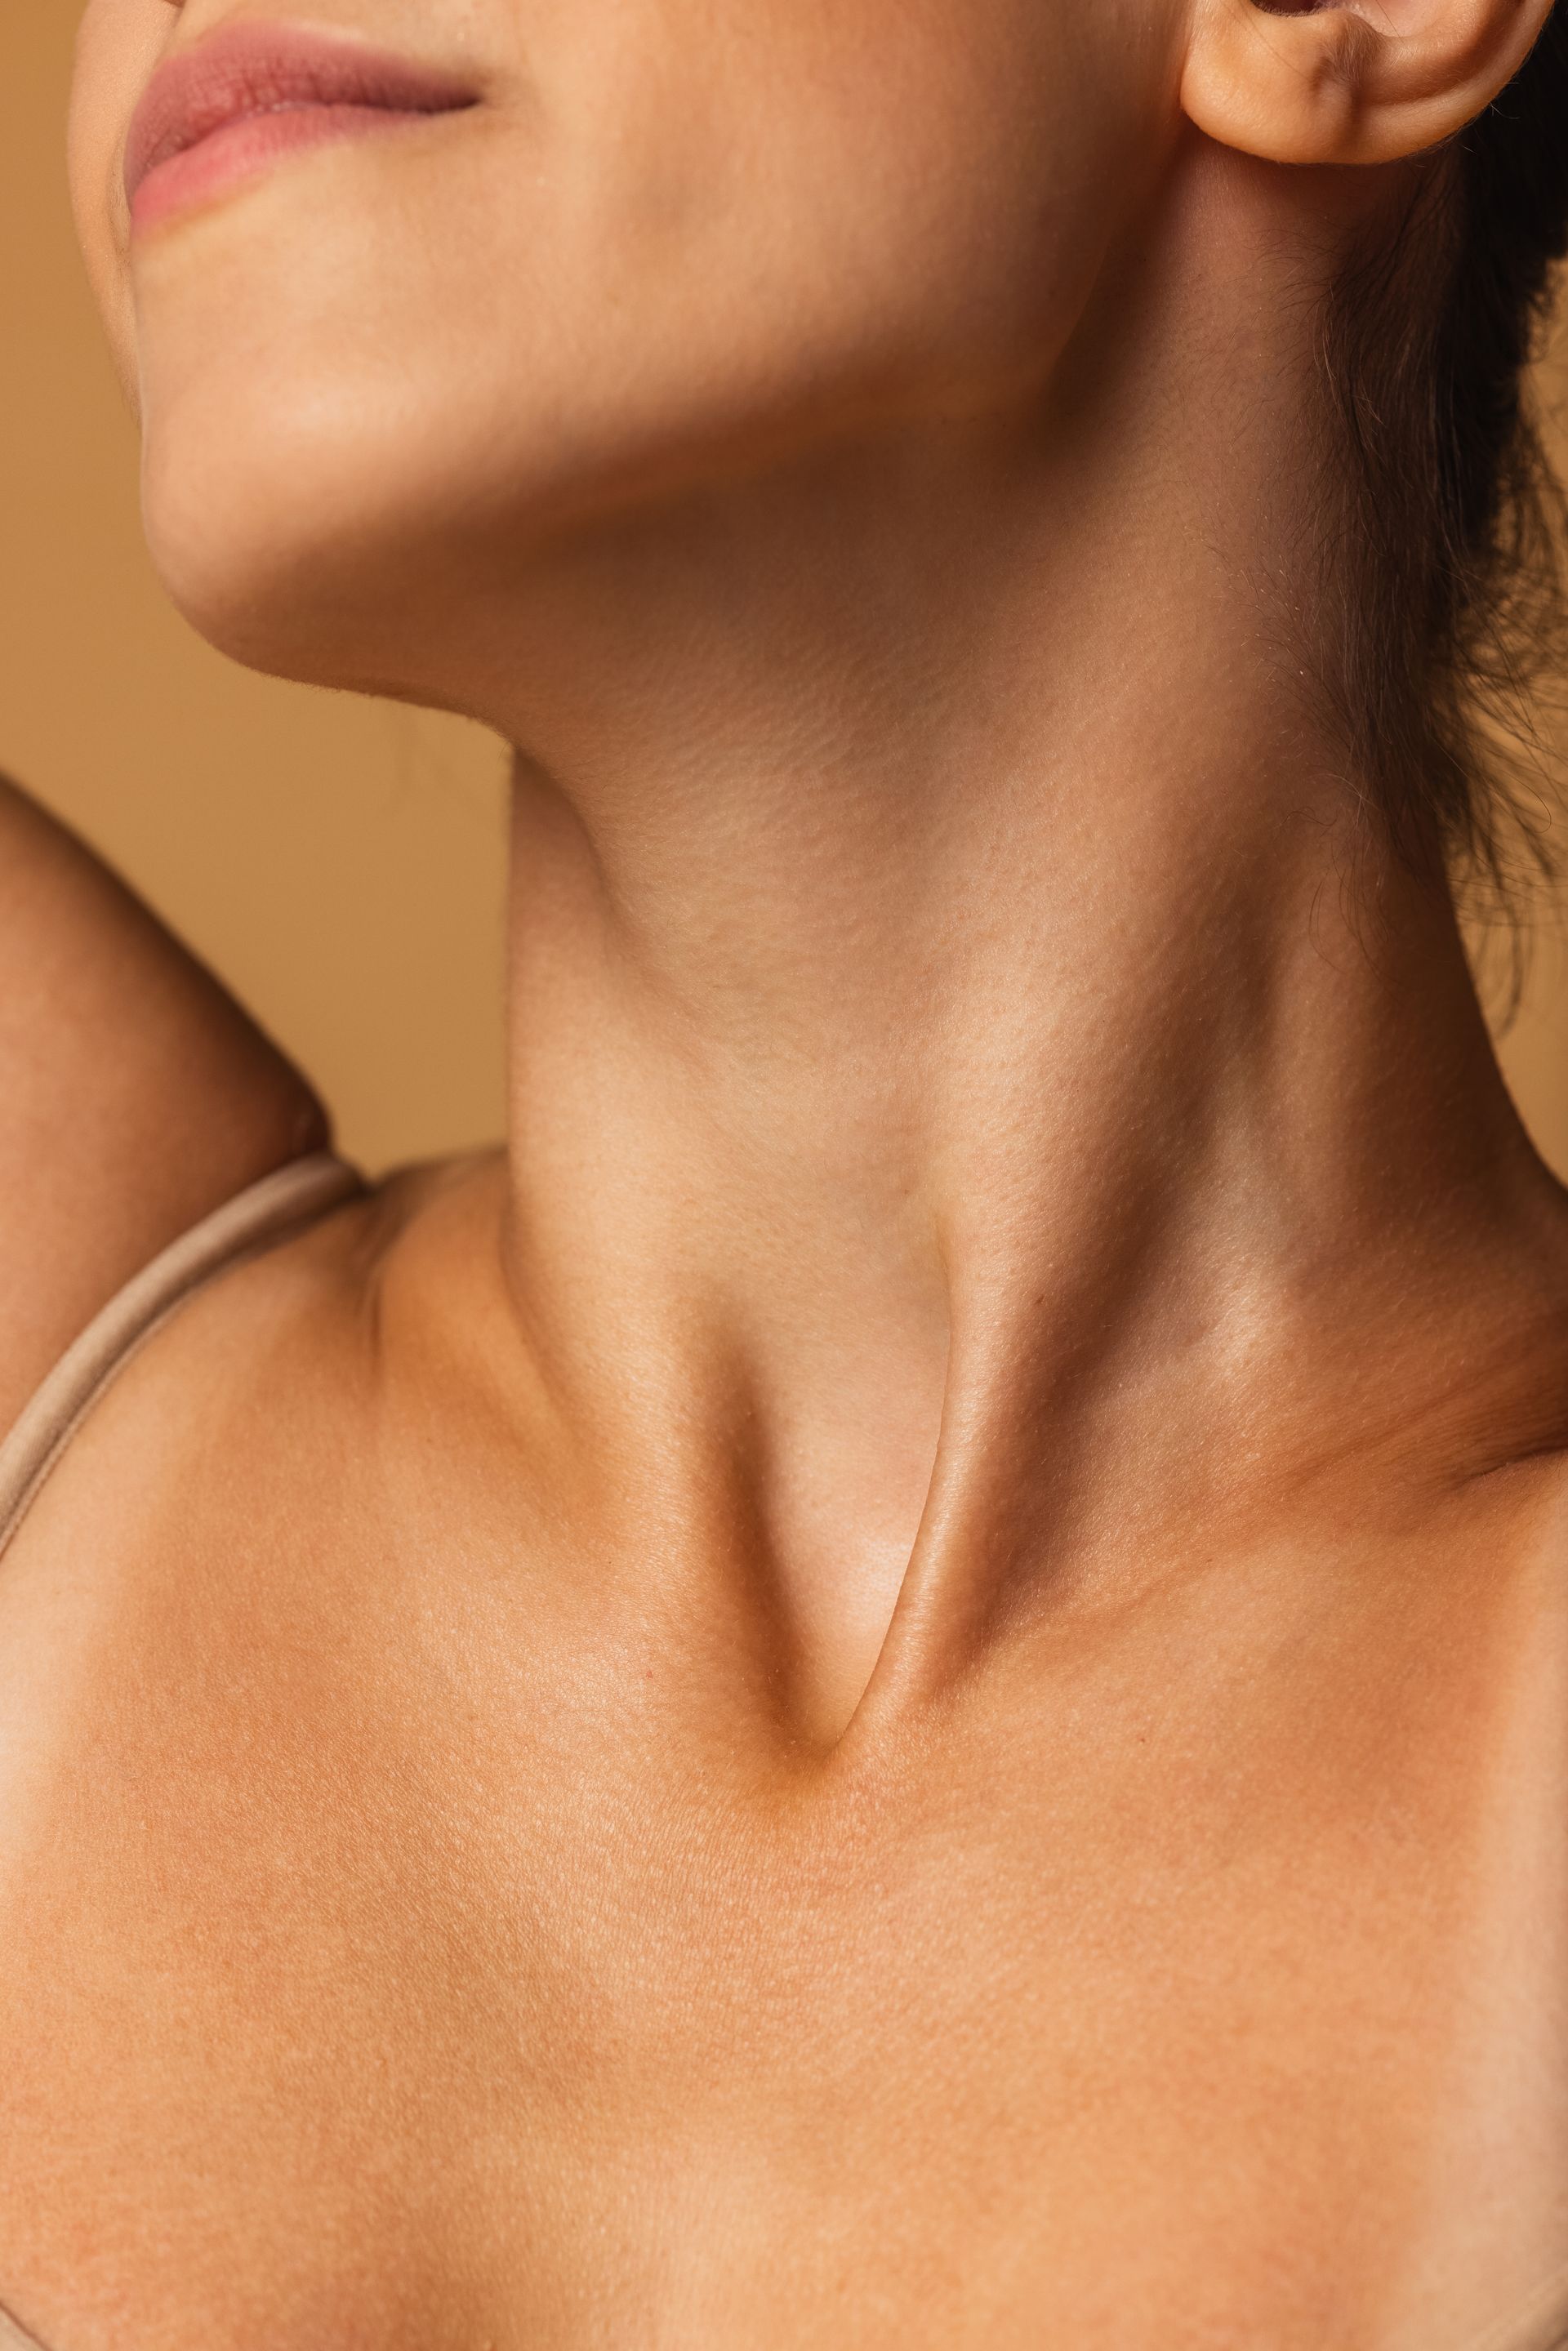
[1319,2,1568,903]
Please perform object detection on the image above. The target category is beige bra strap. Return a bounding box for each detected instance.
[0,2305,47,2349]
[0,1151,361,1565]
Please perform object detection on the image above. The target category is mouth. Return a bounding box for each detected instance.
[123,19,480,235]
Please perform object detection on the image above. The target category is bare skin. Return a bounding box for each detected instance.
[0,0,1566,2341]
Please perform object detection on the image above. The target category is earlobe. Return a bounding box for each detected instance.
[1181,0,1555,166]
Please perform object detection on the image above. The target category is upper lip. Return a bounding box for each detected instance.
[122,18,479,213]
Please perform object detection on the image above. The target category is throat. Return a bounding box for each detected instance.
[498,944,1568,1757]
[482,456,1567,1748]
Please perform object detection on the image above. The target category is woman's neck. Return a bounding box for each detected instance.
[473,161,1567,1743]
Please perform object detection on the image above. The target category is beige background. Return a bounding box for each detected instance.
[2,10,1566,1176]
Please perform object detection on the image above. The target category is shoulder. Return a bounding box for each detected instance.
[0,771,330,1442]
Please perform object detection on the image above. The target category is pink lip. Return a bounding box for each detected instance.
[123,20,479,234]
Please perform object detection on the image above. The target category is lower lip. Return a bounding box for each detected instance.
[130,104,449,235]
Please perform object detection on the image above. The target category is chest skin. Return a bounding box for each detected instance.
[0,1241,1563,2351]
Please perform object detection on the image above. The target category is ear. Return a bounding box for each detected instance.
[1181,0,1557,165]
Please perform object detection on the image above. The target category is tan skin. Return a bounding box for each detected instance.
[0,0,1566,2338]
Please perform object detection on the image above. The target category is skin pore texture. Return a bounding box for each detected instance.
[0,0,1565,2342]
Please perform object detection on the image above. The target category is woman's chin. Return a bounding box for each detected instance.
[139,399,467,693]
[144,509,368,691]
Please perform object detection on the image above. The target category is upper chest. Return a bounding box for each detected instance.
[0,1327,1563,2351]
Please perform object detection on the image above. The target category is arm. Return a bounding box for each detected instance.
[0,771,329,1440]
